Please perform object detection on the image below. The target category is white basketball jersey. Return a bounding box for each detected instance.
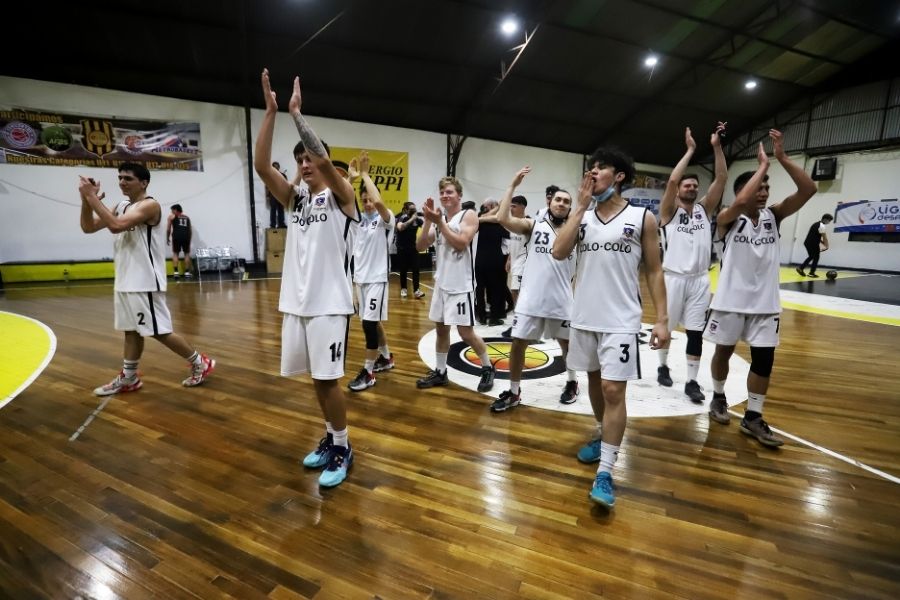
[516,218,575,320]
[280,184,359,317]
[434,209,475,294]
[711,208,781,314]
[508,229,528,275]
[353,211,395,284]
[661,203,711,275]
[571,204,647,333]
[113,198,167,293]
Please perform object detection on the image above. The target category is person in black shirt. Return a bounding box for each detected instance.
[266,162,287,228]
[475,200,509,325]
[797,213,833,277]
[395,201,425,298]
[167,204,193,278]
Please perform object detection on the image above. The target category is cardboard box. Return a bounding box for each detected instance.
[266,250,284,274]
[266,228,286,252]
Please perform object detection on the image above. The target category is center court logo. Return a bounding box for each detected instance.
[447,337,566,380]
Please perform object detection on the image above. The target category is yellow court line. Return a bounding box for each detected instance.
[0,312,57,409]
[781,302,900,327]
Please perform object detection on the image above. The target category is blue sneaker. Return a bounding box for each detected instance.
[302,434,333,468]
[318,444,353,488]
[577,438,601,463]
[589,472,615,508]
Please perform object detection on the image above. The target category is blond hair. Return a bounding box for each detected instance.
[438,176,462,195]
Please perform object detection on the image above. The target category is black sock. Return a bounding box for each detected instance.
[744,410,762,421]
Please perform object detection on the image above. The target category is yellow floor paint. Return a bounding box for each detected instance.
[0,312,57,408]
[780,300,900,327]
[707,264,866,292]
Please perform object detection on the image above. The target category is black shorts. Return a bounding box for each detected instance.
[172,237,190,254]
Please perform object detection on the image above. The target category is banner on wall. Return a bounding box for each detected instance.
[834,199,899,233]
[0,106,203,171]
[621,170,668,216]
[330,147,408,214]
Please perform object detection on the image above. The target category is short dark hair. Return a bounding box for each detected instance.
[733,171,769,194]
[680,174,699,184]
[171,204,183,213]
[461,200,476,211]
[118,162,150,183]
[588,146,635,190]
[545,184,560,197]
[293,139,331,160]
[511,195,527,207]
[822,213,834,222]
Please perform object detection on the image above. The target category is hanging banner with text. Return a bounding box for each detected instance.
[330,147,408,214]
[0,106,203,171]
[622,170,668,217]
[834,199,899,233]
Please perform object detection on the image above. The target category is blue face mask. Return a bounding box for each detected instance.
[592,185,616,204]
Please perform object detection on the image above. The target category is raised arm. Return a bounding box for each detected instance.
[287,76,356,215]
[716,143,769,238]
[640,209,669,350]
[253,69,295,208]
[358,151,392,224]
[497,166,535,235]
[437,209,478,251]
[79,180,105,233]
[79,177,160,233]
[166,212,174,244]
[768,129,817,223]
[700,122,728,216]
[552,171,592,260]
[416,198,438,251]
[660,127,696,224]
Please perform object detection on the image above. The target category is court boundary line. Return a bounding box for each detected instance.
[0,311,57,410]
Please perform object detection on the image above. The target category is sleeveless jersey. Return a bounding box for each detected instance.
[279,184,359,317]
[571,204,647,333]
[113,198,167,293]
[353,211,395,284]
[171,214,191,240]
[515,218,575,320]
[661,203,711,275]
[434,209,475,294]
[508,229,528,275]
[711,208,781,314]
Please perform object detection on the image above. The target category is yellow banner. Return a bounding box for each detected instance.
[331,147,408,215]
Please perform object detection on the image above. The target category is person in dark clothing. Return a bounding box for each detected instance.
[797,213,833,277]
[167,204,193,278]
[266,162,287,228]
[475,200,509,325]
[395,201,425,298]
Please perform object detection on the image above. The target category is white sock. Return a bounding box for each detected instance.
[479,352,491,369]
[598,442,620,475]
[123,360,139,380]
[510,381,520,395]
[686,358,700,382]
[187,351,201,366]
[436,352,447,373]
[566,369,577,381]
[379,345,390,358]
[332,428,348,448]
[658,349,669,366]
[364,359,375,374]
[747,392,765,414]
[713,378,725,394]
[594,421,603,439]
[325,421,335,436]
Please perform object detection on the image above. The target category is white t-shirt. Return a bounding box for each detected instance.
[508,229,529,276]
[515,218,575,320]
[113,198,167,293]
[353,210,395,284]
[279,184,359,317]
[661,203,711,275]
[711,208,781,314]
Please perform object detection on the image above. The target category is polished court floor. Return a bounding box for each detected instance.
[1,271,898,599]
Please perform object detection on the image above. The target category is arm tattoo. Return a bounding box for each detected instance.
[291,112,327,158]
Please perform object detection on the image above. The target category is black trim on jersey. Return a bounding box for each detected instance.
[343,216,354,278]
[466,292,475,327]
[146,292,159,336]
[145,224,161,291]
[593,202,629,225]
[634,334,642,379]
[383,227,391,277]
[342,315,351,369]
[377,282,386,320]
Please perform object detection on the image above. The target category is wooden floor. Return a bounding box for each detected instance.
[1,274,898,599]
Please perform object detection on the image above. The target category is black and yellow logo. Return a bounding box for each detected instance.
[79,119,115,156]
[447,337,565,380]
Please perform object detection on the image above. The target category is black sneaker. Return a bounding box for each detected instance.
[501,327,512,338]
[489,319,505,326]
[490,390,520,413]
[739,415,784,447]
[795,267,806,277]
[560,380,579,405]
[708,393,730,425]
[684,380,705,404]
[477,365,495,392]
[373,353,394,372]
[657,365,673,387]
[348,368,375,392]
[416,369,448,389]
[808,272,819,278]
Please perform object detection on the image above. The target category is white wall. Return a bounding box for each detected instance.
[724,148,900,272]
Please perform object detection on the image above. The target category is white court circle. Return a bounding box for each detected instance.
[417,322,750,418]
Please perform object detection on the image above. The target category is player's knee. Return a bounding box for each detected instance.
[362,319,379,349]
[685,329,703,356]
[749,346,775,377]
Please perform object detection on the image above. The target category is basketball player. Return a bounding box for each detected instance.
[254,69,359,487]
[78,164,215,396]
[797,213,833,277]
[552,147,669,509]
[491,166,579,412]
[415,177,495,393]
[500,195,529,338]
[705,129,816,446]
[534,184,559,221]
[656,123,727,403]
[347,151,395,392]
[166,204,193,278]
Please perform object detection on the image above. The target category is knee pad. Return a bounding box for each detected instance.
[685,329,703,356]
[362,320,379,350]
[749,346,775,377]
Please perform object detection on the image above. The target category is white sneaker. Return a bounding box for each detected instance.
[94,371,142,396]
[400,289,408,298]
[414,289,426,299]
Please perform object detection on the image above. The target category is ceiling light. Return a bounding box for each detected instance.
[500,18,518,35]
[644,55,658,68]
[745,79,758,90]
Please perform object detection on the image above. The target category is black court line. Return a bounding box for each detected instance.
[780,274,900,306]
